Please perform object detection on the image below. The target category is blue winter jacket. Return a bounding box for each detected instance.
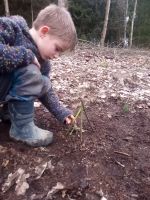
[0,15,50,75]
[0,15,72,122]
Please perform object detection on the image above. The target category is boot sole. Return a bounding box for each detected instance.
[9,130,53,147]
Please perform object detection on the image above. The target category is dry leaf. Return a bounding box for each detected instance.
[46,182,65,200]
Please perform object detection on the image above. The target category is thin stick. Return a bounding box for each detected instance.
[74,106,83,121]
[80,99,95,132]
[114,151,130,157]
[80,107,83,142]
[114,159,125,168]
[68,125,76,136]
[67,106,82,135]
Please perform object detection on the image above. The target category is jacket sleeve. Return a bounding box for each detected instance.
[0,18,34,73]
[39,84,73,123]
[39,60,72,122]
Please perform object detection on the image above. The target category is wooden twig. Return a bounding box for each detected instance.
[80,107,83,142]
[114,151,130,157]
[68,124,82,136]
[80,99,95,132]
[74,106,83,121]
[67,106,82,135]
[68,99,95,137]
[114,159,125,168]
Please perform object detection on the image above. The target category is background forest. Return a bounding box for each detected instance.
[0,0,150,47]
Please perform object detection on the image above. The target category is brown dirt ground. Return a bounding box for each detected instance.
[0,97,150,200]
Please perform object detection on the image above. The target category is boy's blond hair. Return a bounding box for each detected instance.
[33,4,77,51]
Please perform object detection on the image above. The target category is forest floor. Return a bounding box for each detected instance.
[0,44,150,200]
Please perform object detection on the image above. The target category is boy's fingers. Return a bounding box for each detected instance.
[65,115,75,125]
[69,115,75,123]
[66,118,71,124]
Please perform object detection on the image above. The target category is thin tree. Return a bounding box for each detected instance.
[58,0,68,9]
[100,0,111,47]
[4,0,10,16]
[123,0,129,48]
[129,0,138,48]
[31,0,34,23]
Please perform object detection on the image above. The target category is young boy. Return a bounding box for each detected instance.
[0,4,77,147]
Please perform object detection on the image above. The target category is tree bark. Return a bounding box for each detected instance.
[123,0,129,48]
[100,0,111,47]
[58,0,68,9]
[4,0,10,16]
[129,0,138,48]
[31,0,34,23]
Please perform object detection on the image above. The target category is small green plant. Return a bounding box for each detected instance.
[100,57,108,68]
[68,106,83,136]
[123,104,129,113]
[67,100,94,141]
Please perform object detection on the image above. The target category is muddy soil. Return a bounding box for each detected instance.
[0,99,149,200]
[0,45,150,200]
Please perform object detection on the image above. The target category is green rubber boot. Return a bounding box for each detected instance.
[8,100,53,147]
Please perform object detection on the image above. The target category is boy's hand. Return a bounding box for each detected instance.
[33,56,41,69]
[65,115,75,125]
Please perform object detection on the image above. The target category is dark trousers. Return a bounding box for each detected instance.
[0,64,51,103]
[0,73,12,103]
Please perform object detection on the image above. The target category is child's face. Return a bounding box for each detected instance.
[36,26,68,60]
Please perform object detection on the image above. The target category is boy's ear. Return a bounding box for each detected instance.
[40,26,50,36]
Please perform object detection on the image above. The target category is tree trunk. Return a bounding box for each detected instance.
[129,0,138,48]
[123,0,129,48]
[100,0,111,47]
[4,0,10,16]
[31,0,34,23]
[58,0,68,9]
